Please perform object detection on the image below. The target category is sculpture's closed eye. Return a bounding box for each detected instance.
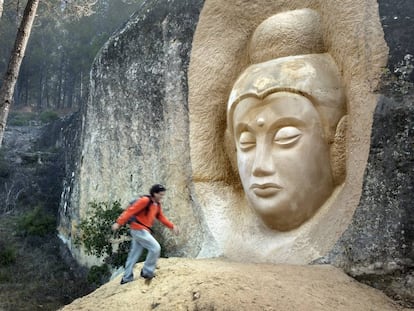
[274,126,302,146]
[239,131,256,150]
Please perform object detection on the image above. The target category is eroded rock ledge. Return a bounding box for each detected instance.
[59,258,405,311]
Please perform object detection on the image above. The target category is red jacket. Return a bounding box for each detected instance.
[116,196,174,231]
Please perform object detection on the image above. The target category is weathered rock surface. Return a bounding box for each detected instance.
[316,0,414,304]
[318,94,414,304]
[58,0,206,267]
[59,258,408,311]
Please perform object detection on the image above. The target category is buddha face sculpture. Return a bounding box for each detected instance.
[233,92,334,231]
[226,54,346,231]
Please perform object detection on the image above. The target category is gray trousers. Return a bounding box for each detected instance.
[122,229,161,281]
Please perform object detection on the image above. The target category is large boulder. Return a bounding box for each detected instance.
[318,0,414,302]
[58,0,206,267]
[59,258,404,311]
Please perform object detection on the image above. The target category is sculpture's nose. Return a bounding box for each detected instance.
[252,140,274,176]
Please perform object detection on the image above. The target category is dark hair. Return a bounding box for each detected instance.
[150,184,166,196]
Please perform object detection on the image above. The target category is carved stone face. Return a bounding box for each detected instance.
[233,92,334,231]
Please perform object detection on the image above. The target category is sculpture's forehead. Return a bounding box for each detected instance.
[227,53,346,136]
[233,92,320,125]
[243,60,316,94]
[228,54,336,106]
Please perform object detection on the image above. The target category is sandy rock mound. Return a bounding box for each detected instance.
[59,258,407,311]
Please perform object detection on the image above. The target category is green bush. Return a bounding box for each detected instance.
[0,162,10,178]
[74,200,129,267]
[0,244,16,266]
[0,150,10,178]
[87,264,111,286]
[39,110,59,123]
[17,206,56,236]
[104,240,130,268]
[8,112,37,126]
[0,271,11,283]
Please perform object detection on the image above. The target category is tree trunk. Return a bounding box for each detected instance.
[0,0,40,146]
[0,0,4,20]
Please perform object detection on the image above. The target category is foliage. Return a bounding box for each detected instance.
[0,271,12,283]
[0,150,10,178]
[0,0,142,112]
[17,206,56,236]
[7,111,37,125]
[0,242,16,266]
[104,240,130,268]
[74,200,129,266]
[6,110,59,125]
[87,264,111,286]
[39,110,59,123]
[0,211,95,310]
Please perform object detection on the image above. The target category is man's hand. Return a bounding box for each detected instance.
[111,223,121,231]
[172,226,180,236]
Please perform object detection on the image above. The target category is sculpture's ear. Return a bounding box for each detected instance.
[224,129,238,175]
[330,115,347,186]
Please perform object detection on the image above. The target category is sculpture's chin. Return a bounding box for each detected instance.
[260,215,308,232]
[249,187,334,232]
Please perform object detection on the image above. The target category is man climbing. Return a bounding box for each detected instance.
[111,184,179,284]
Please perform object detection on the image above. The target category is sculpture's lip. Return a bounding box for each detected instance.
[250,183,282,197]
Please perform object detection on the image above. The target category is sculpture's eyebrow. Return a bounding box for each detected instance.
[267,117,306,129]
[236,116,306,133]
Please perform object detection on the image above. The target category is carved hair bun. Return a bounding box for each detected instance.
[249,8,326,64]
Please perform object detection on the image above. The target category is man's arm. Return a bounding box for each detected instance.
[157,208,180,235]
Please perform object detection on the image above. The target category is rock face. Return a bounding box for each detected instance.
[317,0,414,302]
[58,0,206,266]
[58,0,413,306]
[318,95,414,304]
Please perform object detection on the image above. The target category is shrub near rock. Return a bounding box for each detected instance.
[17,206,56,237]
[0,150,10,178]
[74,200,130,266]
[0,241,16,266]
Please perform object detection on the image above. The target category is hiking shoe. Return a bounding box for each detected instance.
[140,269,154,279]
[120,278,133,285]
